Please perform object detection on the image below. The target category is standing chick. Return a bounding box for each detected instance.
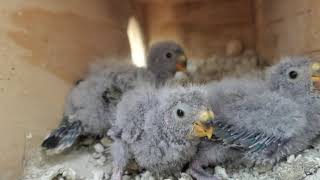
[41,41,188,154]
[110,85,215,179]
[188,77,308,179]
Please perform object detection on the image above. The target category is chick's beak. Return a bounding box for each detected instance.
[191,110,215,139]
[176,54,187,72]
[311,62,320,92]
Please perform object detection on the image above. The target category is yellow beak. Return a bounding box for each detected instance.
[312,62,320,71]
[311,76,320,81]
[311,62,320,92]
[191,110,215,139]
[176,54,187,72]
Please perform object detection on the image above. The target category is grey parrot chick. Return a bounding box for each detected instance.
[41,41,188,154]
[109,85,215,179]
[188,77,309,180]
[266,56,320,145]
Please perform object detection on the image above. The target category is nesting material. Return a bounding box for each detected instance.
[220,138,320,180]
[22,134,320,180]
[23,149,112,180]
[188,50,266,83]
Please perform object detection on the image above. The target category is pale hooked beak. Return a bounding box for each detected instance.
[176,54,188,72]
[311,62,320,92]
[190,110,215,139]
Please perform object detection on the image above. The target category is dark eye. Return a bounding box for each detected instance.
[102,89,110,103]
[289,71,298,79]
[166,52,172,58]
[176,109,184,117]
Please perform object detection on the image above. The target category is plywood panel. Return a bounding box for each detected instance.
[144,0,255,59]
[0,0,133,179]
[255,0,320,62]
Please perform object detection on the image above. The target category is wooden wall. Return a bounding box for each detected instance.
[255,0,320,63]
[139,0,256,59]
[6,0,319,178]
[0,1,133,179]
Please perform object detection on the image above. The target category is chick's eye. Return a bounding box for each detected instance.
[176,109,184,118]
[166,52,172,58]
[289,71,298,79]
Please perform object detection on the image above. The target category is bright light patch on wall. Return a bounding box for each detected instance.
[127,17,146,67]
